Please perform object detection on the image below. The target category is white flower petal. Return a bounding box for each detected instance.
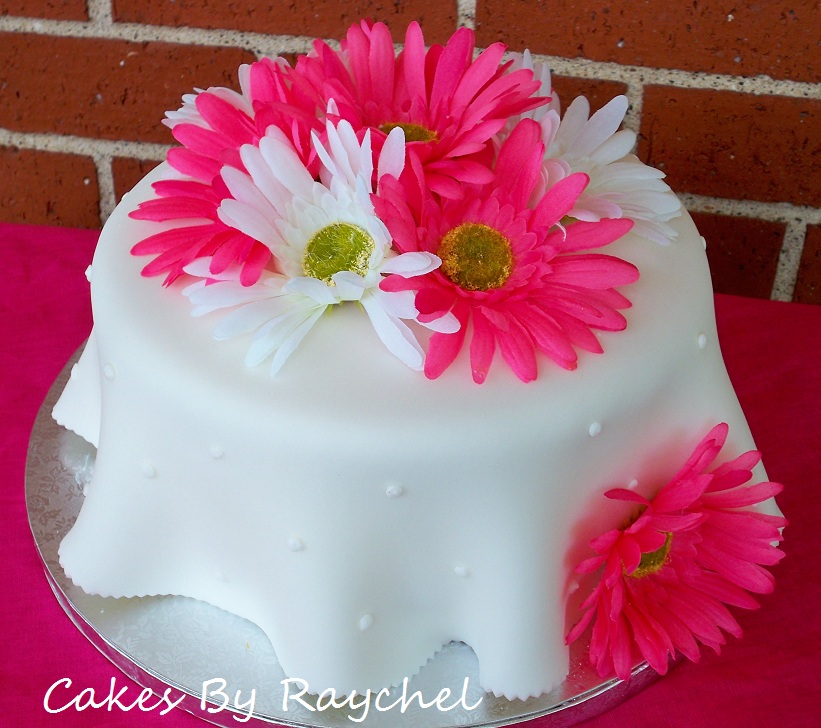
[188,283,264,313]
[323,121,357,186]
[284,276,339,305]
[245,303,320,367]
[570,193,623,221]
[379,251,441,277]
[371,288,417,319]
[214,296,292,339]
[267,306,326,375]
[181,279,207,299]
[552,96,590,152]
[571,96,629,158]
[184,258,223,279]
[590,129,636,165]
[218,198,280,250]
[222,164,279,223]
[259,134,314,202]
[420,311,461,334]
[331,271,368,301]
[240,143,293,218]
[313,129,339,182]
[377,126,406,184]
[361,293,424,370]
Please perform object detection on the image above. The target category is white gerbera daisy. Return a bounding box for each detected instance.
[537,95,682,244]
[503,54,681,244]
[183,118,449,375]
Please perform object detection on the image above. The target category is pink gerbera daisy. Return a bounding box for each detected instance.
[375,118,637,383]
[130,58,328,287]
[293,20,546,197]
[566,423,787,680]
[129,174,272,287]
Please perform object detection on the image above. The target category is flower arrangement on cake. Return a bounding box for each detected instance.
[130,19,682,382]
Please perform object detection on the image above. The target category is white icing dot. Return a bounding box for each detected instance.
[70,363,78,378]
[209,445,224,459]
[358,614,374,631]
[141,462,157,479]
[385,482,404,498]
[103,364,115,381]
[627,479,639,490]
[454,565,470,578]
[697,333,708,349]
[84,265,93,282]
[588,421,602,437]
[287,537,304,552]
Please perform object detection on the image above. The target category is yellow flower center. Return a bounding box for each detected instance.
[438,223,514,292]
[380,122,439,143]
[630,532,673,578]
[302,222,375,285]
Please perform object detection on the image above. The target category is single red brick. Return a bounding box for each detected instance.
[0,33,255,143]
[550,76,628,115]
[0,0,88,20]
[112,157,162,202]
[638,87,820,207]
[691,211,784,299]
[0,147,101,228]
[793,225,821,305]
[475,0,819,84]
[113,0,458,45]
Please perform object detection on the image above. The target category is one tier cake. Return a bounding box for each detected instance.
[52,20,785,702]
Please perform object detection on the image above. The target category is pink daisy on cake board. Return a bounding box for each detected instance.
[566,423,787,680]
[182,118,453,374]
[375,117,638,384]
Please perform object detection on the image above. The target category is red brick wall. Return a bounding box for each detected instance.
[1,0,818,303]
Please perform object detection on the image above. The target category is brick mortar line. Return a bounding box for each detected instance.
[457,0,477,29]
[0,15,314,58]
[0,128,171,160]
[0,16,817,100]
[771,221,807,301]
[529,55,817,101]
[92,153,117,221]
[679,194,821,225]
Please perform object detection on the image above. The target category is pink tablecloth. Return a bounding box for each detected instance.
[2,221,819,727]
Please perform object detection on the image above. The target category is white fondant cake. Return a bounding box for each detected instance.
[54,163,771,699]
[52,21,784,702]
